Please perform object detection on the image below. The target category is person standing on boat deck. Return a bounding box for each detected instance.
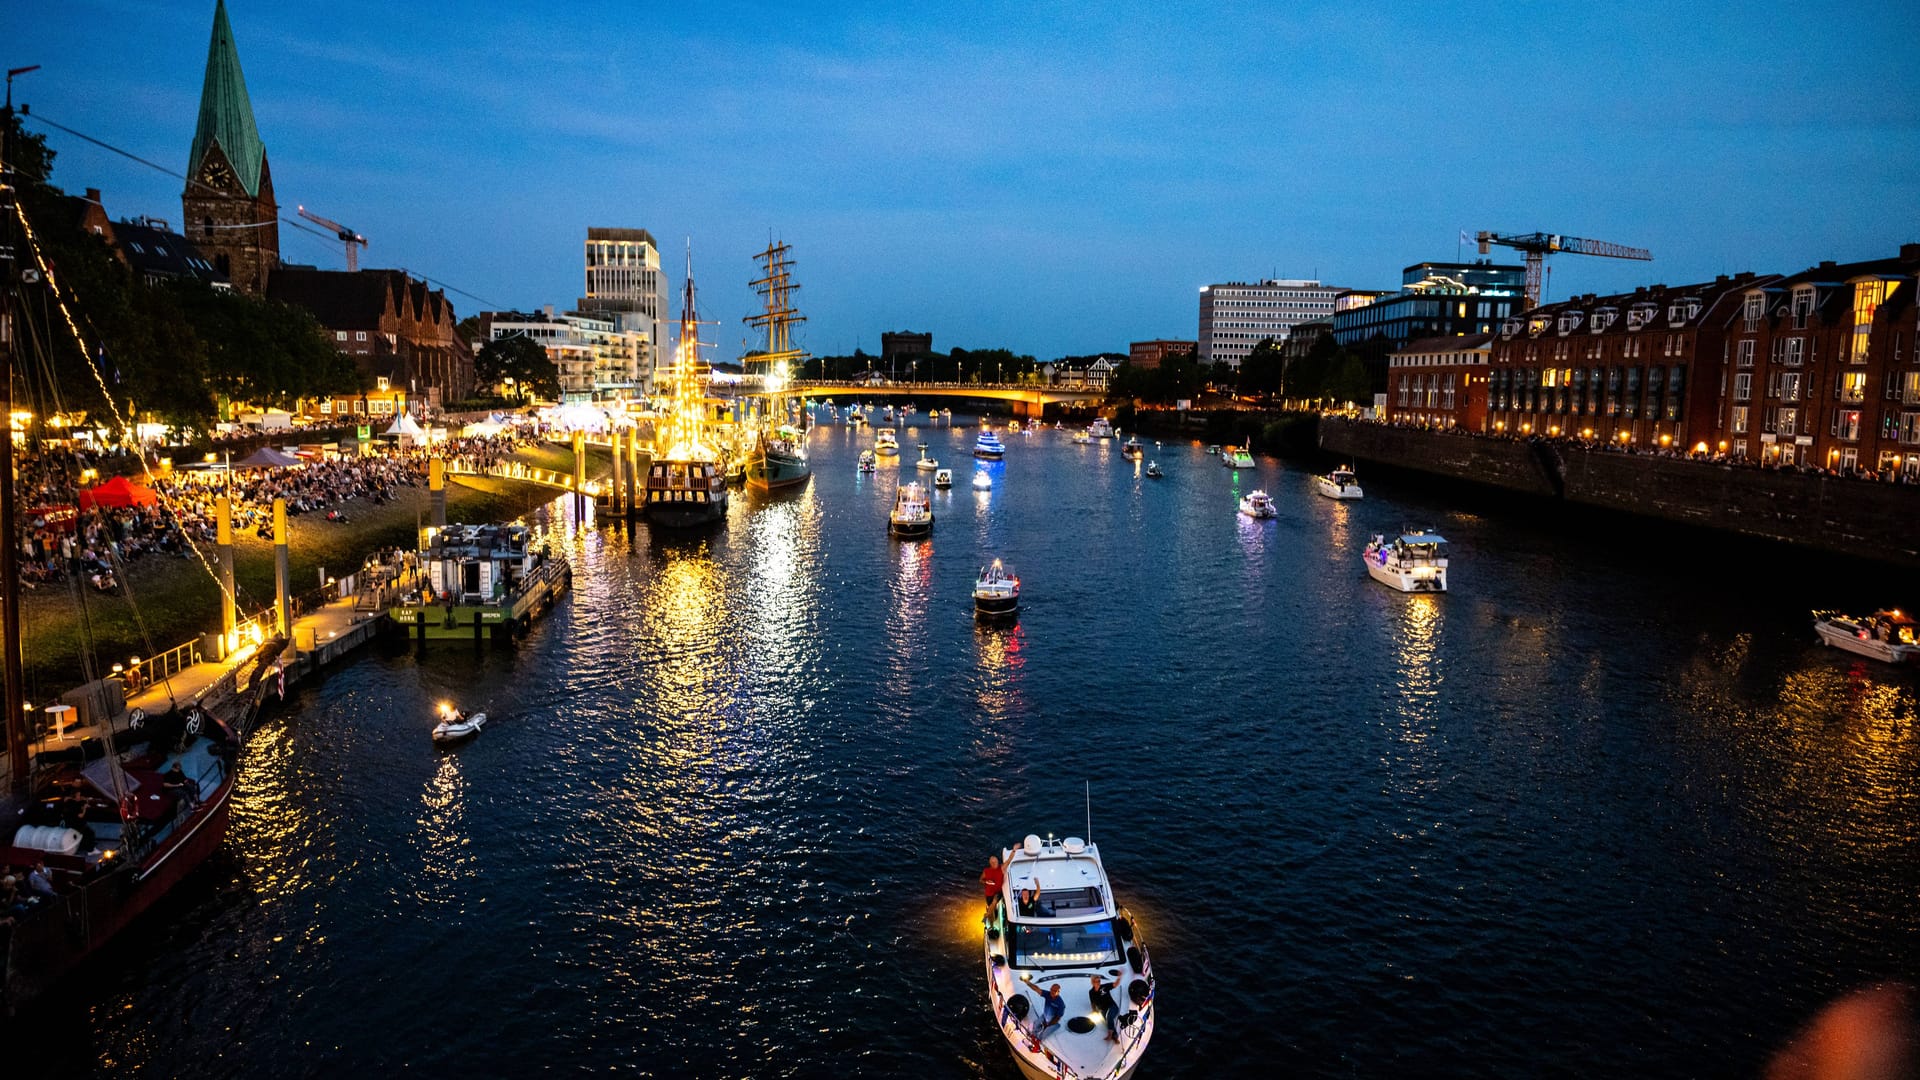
[1021,977,1066,1036]
[980,855,1006,916]
[1089,974,1121,1042]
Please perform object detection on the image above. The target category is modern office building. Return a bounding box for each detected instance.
[1198,279,1346,368]
[483,307,652,401]
[576,228,667,371]
[1332,261,1527,352]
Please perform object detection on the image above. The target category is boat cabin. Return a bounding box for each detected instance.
[421,523,543,604]
[647,460,724,506]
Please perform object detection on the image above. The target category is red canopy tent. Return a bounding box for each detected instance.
[77,476,160,510]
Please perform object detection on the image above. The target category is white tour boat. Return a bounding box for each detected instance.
[975,430,1007,459]
[983,834,1155,1080]
[889,482,934,537]
[432,704,487,745]
[875,427,901,456]
[974,558,1020,619]
[1088,418,1114,440]
[1315,467,1363,499]
[1363,532,1449,592]
[1239,490,1277,518]
[1812,609,1920,664]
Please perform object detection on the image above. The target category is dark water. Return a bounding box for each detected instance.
[25,416,1920,1077]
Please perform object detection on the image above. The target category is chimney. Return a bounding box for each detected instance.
[544,304,554,318]
[84,187,103,204]
[1900,242,1920,262]
[1819,260,1836,270]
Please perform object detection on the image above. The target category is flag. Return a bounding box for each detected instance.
[275,657,286,700]
[1460,229,1471,246]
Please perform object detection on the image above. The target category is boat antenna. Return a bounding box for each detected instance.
[1085,780,1092,844]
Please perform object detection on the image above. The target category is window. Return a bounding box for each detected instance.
[1849,280,1890,363]
[1836,371,1866,403]
[1743,293,1765,332]
[1731,405,1750,434]
[1780,372,1803,402]
[1901,412,1920,445]
[356,331,368,341]
[129,242,145,254]
[1010,919,1120,969]
[1736,340,1754,368]
[1776,407,1799,435]
[1734,373,1752,401]
[1791,287,1814,329]
[1783,338,1804,367]
[203,216,214,238]
[335,331,347,341]
[1833,409,1862,441]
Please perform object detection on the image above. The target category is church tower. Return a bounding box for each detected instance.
[182,0,278,294]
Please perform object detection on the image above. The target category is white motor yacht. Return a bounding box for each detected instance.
[1315,467,1363,499]
[1363,532,1449,592]
[974,558,1020,619]
[1812,609,1920,663]
[1088,418,1114,440]
[984,834,1155,1080]
[889,482,934,537]
[875,427,901,456]
[934,468,954,489]
[1238,490,1277,518]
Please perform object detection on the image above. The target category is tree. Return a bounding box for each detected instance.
[1325,355,1373,407]
[1239,339,1285,398]
[476,333,559,401]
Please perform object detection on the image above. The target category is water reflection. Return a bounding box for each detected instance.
[415,751,472,905]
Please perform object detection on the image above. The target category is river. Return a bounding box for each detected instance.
[25,414,1920,1077]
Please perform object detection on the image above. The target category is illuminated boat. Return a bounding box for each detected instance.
[934,468,954,489]
[1088,418,1114,439]
[743,241,813,492]
[915,444,940,471]
[1363,532,1449,593]
[1812,609,1920,663]
[1120,438,1143,460]
[432,705,487,745]
[643,248,730,528]
[973,559,1020,619]
[889,481,934,537]
[983,834,1155,1080]
[1072,431,1093,445]
[974,430,1006,459]
[858,450,877,474]
[1315,466,1362,499]
[973,470,993,491]
[1238,490,1277,519]
[875,427,901,457]
[1222,446,1255,469]
[747,425,810,490]
[390,522,571,639]
[1144,461,1163,479]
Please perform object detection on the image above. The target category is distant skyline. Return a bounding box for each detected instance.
[9,1,1918,358]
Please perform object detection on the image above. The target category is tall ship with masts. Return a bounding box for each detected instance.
[642,247,730,527]
[0,94,287,1010]
[744,241,812,491]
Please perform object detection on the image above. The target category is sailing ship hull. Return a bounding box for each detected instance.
[4,776,236,1013]
[747,450,812,491]
[645,492,729,528]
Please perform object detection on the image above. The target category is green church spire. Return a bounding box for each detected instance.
[188,0,266,197]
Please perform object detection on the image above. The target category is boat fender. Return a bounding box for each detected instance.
[987,927,1001,942]
[1115,918,1134,943]
[1128,979,1150,1006]
[1127,945,1144,974]
[990,952,1005,966]
[1006,994,1030,1020]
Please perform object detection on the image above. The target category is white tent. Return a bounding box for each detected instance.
[383,413,426,438]
[461,419,508,438]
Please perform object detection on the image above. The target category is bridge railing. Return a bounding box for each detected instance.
[754,379,1106,395]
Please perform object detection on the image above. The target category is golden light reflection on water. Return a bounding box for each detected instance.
[972,622,1028,742]
[1388,594,1445,797]
[885,538,934,701]
[415,751,472,903]
[228,719,315,907]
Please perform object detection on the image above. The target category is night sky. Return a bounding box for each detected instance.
[9,1,1918,357]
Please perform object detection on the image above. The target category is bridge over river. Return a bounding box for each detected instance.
[735,379,1107,418]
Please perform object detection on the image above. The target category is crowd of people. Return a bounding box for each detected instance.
[12,430,536,593]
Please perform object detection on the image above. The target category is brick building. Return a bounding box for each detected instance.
[69,188,225,287]
[1718,246,1920,476]
[1128,339,1196,370]
[267,268,473,409]
[1487,274,1766,448]
[1386,334,1492,431]
[180,0,278,296]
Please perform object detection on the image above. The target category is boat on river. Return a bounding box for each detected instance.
[390,522,571,639]
[1144,462,1163,479]
[889,482,934,537]
[743,241,813,492]
[974,559,1020,619]
[1088,418,1114,440]
[875,427,901,457]
[747,424,810,491]
[1812,609,1920,663]
[1239,490,1277,518]
[432,705,487,745]
[644,248,730,528]
[934,468,954,489]
[975,430,1007,459]
[916,444,940,471]
[1072,431,1093,445]
[1222,446,1255,469]
[858,450,877,473]
[1315,467,1362,499]
[983,834,1155,1080]
[973,471,994,491]
[1120,438,1143,460]
[1363,532,1449,593]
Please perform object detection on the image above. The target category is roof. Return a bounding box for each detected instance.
[1397,533,1448,545]
[586,227,657,246]
[188,0,267,198]
[1399,333,1492,355]
[110,219,224,283]
[267,268,455,332]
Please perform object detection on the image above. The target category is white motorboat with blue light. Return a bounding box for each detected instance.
[983,834,1155,1080]
[1315,466,1362,499]
[975,430,1007,459]
[1363,532,1449,592]
[1238,490,1277,518]
[973,470,993,491]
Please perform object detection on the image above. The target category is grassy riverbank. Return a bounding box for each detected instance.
[17,463,574,694]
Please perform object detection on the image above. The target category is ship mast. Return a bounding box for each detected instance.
[2,86,30,792]
[745,240,808,372]
[659,242,712,462]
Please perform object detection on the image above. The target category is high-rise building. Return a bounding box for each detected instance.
[181,0,278,295]
[1332,260,1527,351]
[1198,279,1346,368]
[577,228,667,371]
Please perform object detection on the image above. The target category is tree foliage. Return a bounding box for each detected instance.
[476,333,559,400]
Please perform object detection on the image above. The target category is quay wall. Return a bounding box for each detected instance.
[1319,418,1920,568]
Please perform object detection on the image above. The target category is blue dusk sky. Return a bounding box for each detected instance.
[8,1,1918,358]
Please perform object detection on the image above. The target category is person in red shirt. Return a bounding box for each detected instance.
[979,854,1006,916]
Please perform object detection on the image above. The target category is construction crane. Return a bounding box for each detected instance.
[297,205,368,272]
[1475,231,1651,311]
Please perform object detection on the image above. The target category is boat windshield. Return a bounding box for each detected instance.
[1010,917,1121,969]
